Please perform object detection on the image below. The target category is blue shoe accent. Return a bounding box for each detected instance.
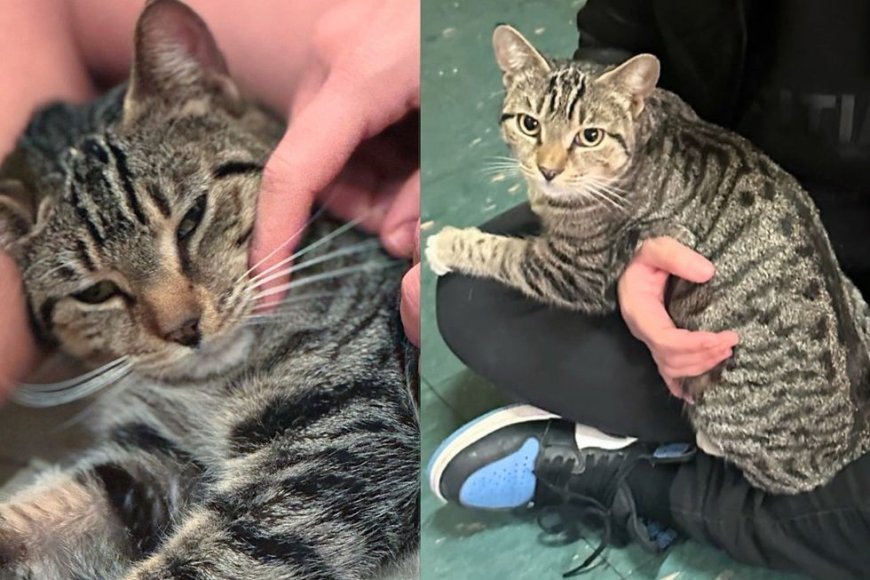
[643,519,679,551]
[426,406,519,479]
[653,442,693,460]
[457,437,540,509]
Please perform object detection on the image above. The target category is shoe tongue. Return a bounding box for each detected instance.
[573,423,637,451]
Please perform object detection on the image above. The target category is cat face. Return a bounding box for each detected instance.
[493,25,659,200]
[0,0,282,376]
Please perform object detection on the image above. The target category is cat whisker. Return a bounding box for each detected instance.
[583,177,634,203]
[584,176,632,194]
[245,291,340,317]
[251,261,399,301]
[12,358,133,408]
[581,185,627,213]
[246,239,381,291]
[479,166,521,176]
[243,214,369,286]
[238,186,372,284]
[238,204,330,284]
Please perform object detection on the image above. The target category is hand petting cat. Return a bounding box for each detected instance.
[0,0,420,401]
[250,0,421,345]
[618,237,740,400]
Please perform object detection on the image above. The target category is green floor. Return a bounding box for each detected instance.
[420,1,805,578]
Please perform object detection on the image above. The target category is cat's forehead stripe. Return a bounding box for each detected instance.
[542,67,587,119]
[104,134,148,227]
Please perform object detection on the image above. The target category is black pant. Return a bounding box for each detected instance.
[436,204,870,579]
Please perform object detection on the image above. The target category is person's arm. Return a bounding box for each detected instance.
[0,0,95,396]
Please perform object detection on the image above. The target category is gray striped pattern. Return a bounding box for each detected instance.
[0,1,418,578]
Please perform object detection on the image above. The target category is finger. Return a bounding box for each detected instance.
[663,345,733,370]
[318,159,398,233]
[380,169,420,258]
[636,237,715,283]
[251,74,394,305]
[622,292,678,340]
[318,116,419,238]
[0,252,41,402]
[662,350,732,379]
[663,376,684,399]
[652,328,740,356]
[290,65,328,118]
[400,263,420,346]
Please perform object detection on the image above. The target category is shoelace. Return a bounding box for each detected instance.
[532,423,652,577]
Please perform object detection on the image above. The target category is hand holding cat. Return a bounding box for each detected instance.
[618,237,740,400]
[251,0,421,345]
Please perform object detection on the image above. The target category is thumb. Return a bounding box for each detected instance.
[637,237,715,283]
[401,263,420,347]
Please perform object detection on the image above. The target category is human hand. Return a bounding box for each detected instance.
[0,253,42,402]
[617,237,739,400]
[250,0,420,345]
[0,0,97,403]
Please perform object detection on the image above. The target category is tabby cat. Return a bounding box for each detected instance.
[0,1,418,578]
[426,25,870,494]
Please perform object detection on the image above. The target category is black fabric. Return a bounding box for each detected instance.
[577,0,870,191]
[671,452,870,580]
[626,460,678,528]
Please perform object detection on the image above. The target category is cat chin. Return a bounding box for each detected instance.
[536,182,583,200]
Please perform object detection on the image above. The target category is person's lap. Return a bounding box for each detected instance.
[435,201,870,577]
[436,202,692,442]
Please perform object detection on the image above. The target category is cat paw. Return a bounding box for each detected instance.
[0,515,26,573]
[425,227,458,276]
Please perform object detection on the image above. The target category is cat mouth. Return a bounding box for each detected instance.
[147,327,255,381]
[537,181,577,198]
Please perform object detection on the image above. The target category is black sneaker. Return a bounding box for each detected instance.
[427,404,695,577]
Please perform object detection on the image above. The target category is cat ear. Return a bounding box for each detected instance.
[492,25,551,82]
[122,0,243,128]
[0,179,37,249]
[595,54,660,117]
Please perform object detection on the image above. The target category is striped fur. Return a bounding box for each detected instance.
[0,2,418,578]
[427,25,870,494]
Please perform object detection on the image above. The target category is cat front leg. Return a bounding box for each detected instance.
[426,225,522,277]
[0,468,133,579]
[0,431,203,579]
[427,226,614,311]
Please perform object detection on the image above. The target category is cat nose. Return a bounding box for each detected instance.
[163,316,201,348]
[538,165,563,182]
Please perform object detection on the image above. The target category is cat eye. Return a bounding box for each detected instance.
[516,114,540,137]
[576,127,605,147]
[177,195,207,241]
[73,280,121,304]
